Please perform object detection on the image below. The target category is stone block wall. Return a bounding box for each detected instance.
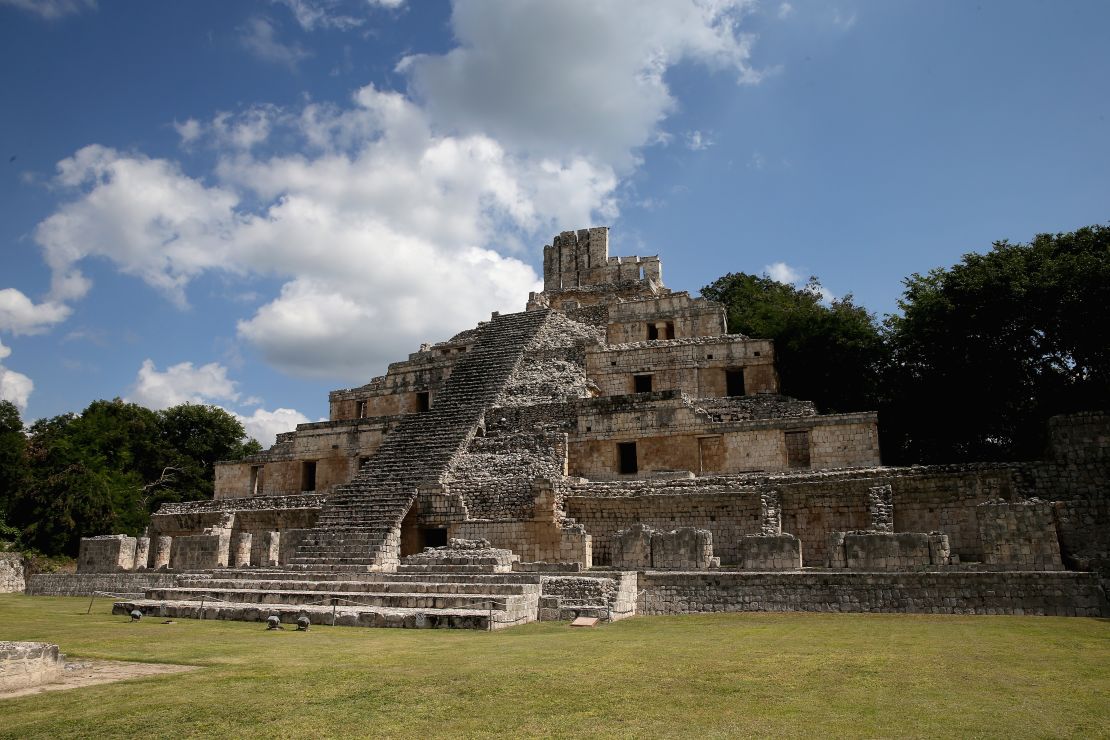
[829,532,946,570]
[77,535,137,573]
[611,523,714,569]
[565,486,762,566]
[170,533,231,570]
[585,337,778,398]
[638,571,1109,617]
[736,534,802,570]
[0,553,25,593]
[977,501,1063,570]
[605,292,726,342]
[1047,411,1108,464]
[26,572,181,597]
[452,520,592,567]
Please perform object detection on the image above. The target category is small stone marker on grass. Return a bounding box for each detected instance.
[569,616,599,628]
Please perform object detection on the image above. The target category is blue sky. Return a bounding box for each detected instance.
[1,0,1107,444]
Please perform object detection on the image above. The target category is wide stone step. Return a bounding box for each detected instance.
[114,599,514,630]
[179,578,539,596]
[147,587,531,611]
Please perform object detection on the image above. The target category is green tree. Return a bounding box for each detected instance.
[154,404,259,507]
[700,273,886,414]
[882,225,1110,463]
[0,400,28,542]
[8,399,259,556]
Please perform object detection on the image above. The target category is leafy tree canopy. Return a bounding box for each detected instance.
[700,273,886,414]
[882,224,1110,463]
[5,399,258,556]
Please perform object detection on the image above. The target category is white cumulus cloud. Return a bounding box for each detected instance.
[236,406,312,447]
[239,16,311,68]
[0,341,33,411]
[764,261,801,284]
[0,288,71,334]
[128,359,240,409]
[125,359,313,446]
[0,0,95,20]
[402,0,762,169]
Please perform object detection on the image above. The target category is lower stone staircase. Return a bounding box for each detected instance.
[114,569,540,630]
[114,542,541,630]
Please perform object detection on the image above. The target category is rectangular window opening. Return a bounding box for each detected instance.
[633,374,653,393]
[726,368,746,397]
[646,323,659,340]
[416,391,430,413]
[356,400,367,418]
[617,441,638,475]
[249,465,262,496]
[665,321,675,339]
[301,460,317,492]
[785,431,811,469]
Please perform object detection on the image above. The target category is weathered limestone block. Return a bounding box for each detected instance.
[153,536,172,570]
[77,535,137,573]
[611,523,653,569]
[826,532,847,568]
[133,537,151,570]
[842,532,933,570]
[233,532,253,567]
[0,553,25,593]
[0,642,65,692]
[760,488,782,535]
[263,531,281,567]
[977,500,1063,571]
[737,534,802,570]
[868,484,894,532]
[928,532,952,566]
[652,527,714,570]
[170,532,231,570]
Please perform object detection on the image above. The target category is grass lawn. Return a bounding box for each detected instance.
[0,594,1107,738]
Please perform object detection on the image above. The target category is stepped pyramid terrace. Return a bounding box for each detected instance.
[38,227,1108,628]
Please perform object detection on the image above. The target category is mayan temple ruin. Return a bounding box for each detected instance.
[37,227,1108,628]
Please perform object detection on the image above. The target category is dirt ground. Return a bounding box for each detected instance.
[0,658,198,699]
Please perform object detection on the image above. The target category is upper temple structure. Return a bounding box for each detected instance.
[52,227,1108,629]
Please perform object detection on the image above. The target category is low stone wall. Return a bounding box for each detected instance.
[170,533,231,570]
[977,501,1063,571]
[26,572,182,596]
[611,524,714,569]
[452,520,592,567]
[827,532,950,570]
[77,535,137,573]
[638,571,1109,617]
[0,642,64,692]
[736,534,801,570]
[0,553,25,593]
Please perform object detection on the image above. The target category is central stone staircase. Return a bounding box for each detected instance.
[289,309,552,571]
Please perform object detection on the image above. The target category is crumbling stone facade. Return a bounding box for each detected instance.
[62,228,1108,626]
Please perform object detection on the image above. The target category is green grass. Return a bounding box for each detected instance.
[0,595,1107,739]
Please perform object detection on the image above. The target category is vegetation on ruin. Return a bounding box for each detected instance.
[704,224,1110,464]
[0,400,260,557]
[0,594,1106,738]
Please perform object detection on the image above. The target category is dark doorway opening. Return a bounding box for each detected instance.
[416,391,430,412]
[633,374,653,393]
[301,460,317,492]
[646,323,659,340]
[617,441,638,474]
[421,528,448,548]
[785,431,811,469]
[726,368,746,397]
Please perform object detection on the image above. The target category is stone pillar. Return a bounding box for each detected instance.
[264,531,280,567]
[868,484,894,533]
[133,537,151,570]
[233,533,253,568]
[153,536,172,570]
